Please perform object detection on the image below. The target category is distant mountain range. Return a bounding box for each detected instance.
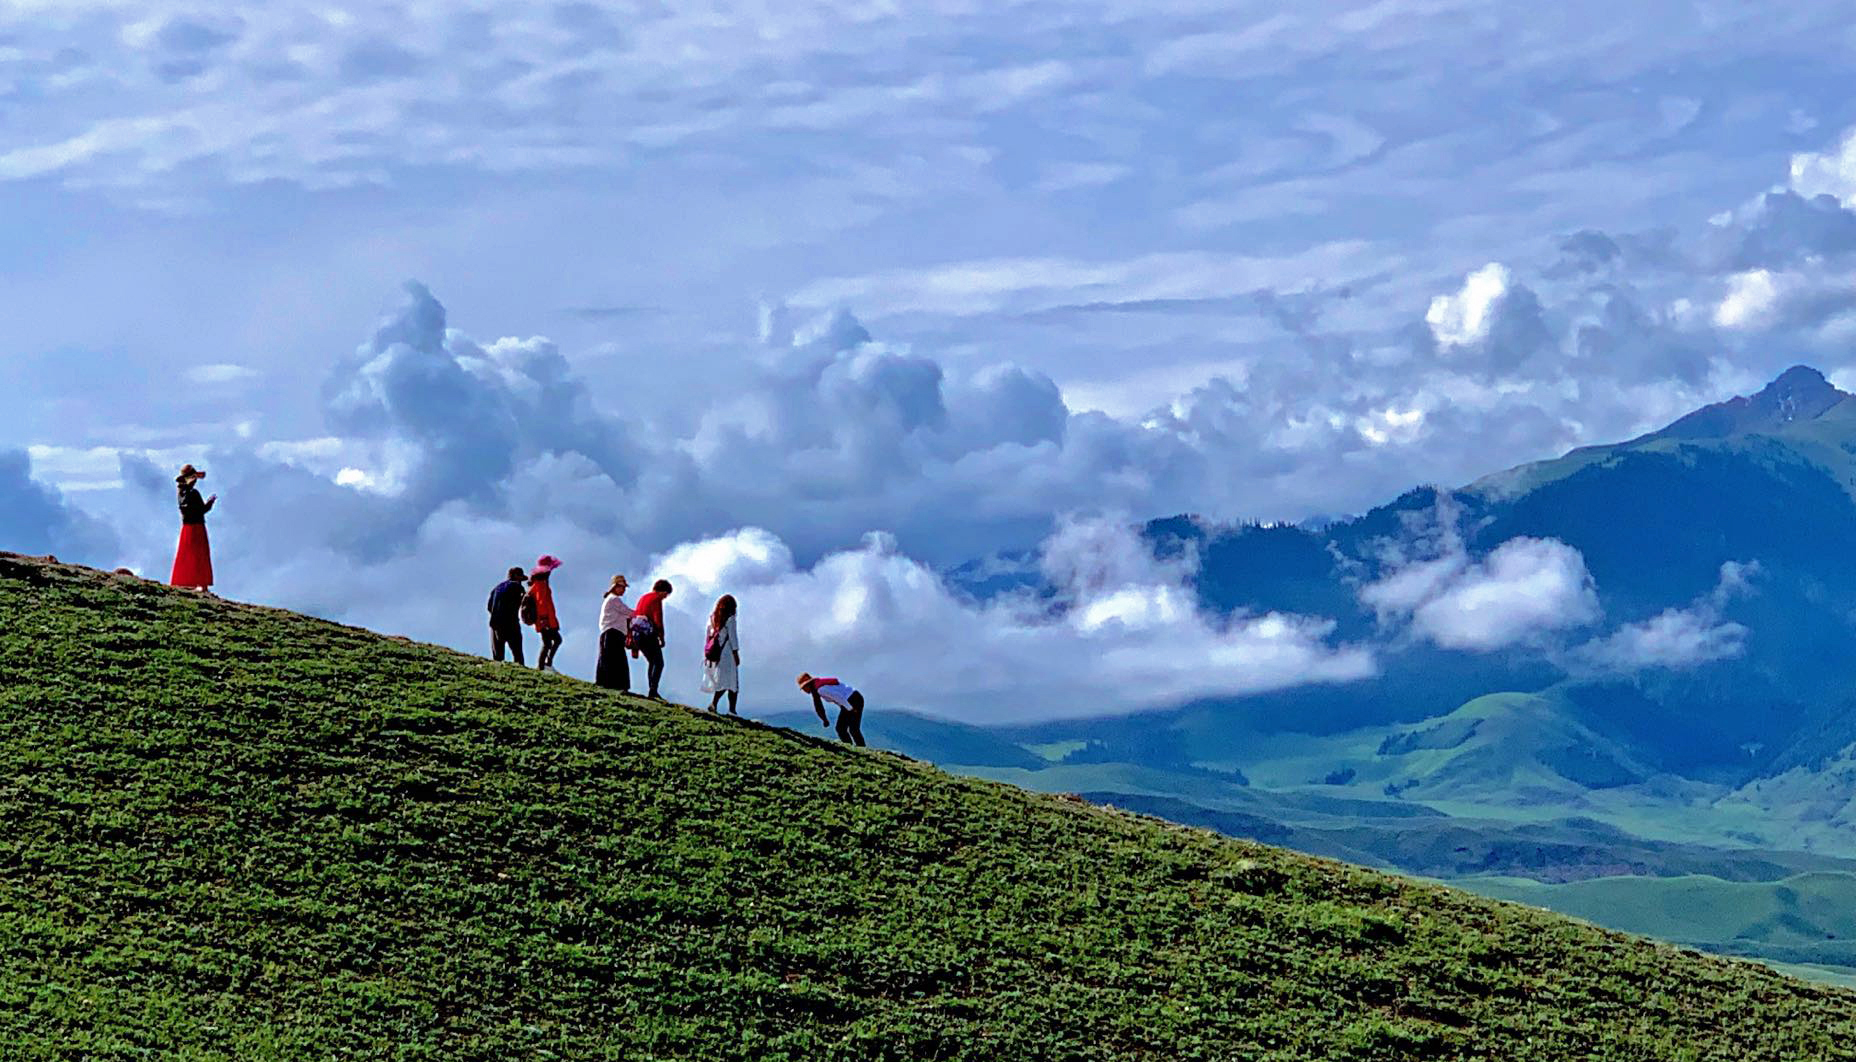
[907,366,1856,982]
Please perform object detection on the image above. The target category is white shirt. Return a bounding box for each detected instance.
[815,682,856,708]
[599,594,634,632]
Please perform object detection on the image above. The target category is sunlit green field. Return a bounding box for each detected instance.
[1,554,1852,1060]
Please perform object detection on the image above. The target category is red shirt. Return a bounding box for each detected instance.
[633,591,667,635]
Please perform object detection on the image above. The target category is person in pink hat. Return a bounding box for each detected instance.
[525,554,564,671]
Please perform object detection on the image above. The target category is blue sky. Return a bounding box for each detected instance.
[9,0,1856,719]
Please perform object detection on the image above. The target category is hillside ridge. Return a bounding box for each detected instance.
[3,551,1855,1060]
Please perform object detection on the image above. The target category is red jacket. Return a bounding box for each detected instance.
[529,578,559,631]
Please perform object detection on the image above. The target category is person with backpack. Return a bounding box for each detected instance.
[797,672,866,746]
[526,554,564,671]
[596,574,633,692]
[628,579,673,701]
[486,566,528,664]
[169,464,217,592]
[700,594,740,714]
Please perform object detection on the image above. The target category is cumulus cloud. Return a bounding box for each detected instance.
[1575,561,1758,671]
[1407,538,1601,651]
[1361,498,1602,652]
[314,281,645,556]
[1791,128,1856,205]
[1713,270,1785,329]
[648,517,1374,722]
[1423,262,1555,370]
[1426,264,1514,348]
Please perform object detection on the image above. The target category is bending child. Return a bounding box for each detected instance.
[797,672,865,747]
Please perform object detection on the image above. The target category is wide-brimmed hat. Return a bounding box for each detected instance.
[795,672,814,688]
[530,554,563,577]
[176,463,204,484]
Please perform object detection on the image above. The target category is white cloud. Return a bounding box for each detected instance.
[1409,538,1602,651]
[1575,560,1759,671]
[185,362,259,385]
[1714,269,1783,329]
[1791,126,1856,204]
[1580,607,1748,670]
[1362,502,1603,653]
[1426,263,1513,348]
[784,244,1379,318]
[648,518,1374,722]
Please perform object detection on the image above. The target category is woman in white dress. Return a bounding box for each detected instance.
[701,594,741,714]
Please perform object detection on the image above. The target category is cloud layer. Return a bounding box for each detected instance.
[14,2,1856,723]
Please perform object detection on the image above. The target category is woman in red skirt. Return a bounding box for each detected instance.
[170,464,217,591]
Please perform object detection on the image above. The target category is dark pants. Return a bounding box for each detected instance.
[491,623,524,665]
[538,628,563,669]
[638,640,665,697]
[596,629,631,691]
[836,691,866,747]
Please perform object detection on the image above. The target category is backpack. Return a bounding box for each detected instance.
[703,624,726,663]
[520,587,539,626]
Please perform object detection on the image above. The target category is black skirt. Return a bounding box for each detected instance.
[595,629,631,691]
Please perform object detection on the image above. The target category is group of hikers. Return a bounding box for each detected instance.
[483,556,866,746]
[165,463,867,746]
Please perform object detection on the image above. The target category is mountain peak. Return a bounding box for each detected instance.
[1755,364,1840,410]
[1648,364,1849,443]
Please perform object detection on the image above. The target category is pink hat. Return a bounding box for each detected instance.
[531,554,563,577]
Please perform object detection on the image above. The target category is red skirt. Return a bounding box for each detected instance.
[170,523,214,588]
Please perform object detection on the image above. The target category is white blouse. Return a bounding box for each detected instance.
[599,594,634,632]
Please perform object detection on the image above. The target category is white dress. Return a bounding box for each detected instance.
[700,616,740,693]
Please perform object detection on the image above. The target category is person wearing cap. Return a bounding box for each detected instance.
[527,555,564,671]
[486,566,528,665]
[596,574,634,691]
[797,672,866,746]
[169,464,217,591]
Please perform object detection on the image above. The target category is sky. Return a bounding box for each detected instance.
[9,0,1856,721]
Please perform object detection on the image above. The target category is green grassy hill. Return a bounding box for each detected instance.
[3,554,1855,1060]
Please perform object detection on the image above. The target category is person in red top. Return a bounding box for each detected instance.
[628,579,674,700]
[527,554,564,671]
[797,672,866,746]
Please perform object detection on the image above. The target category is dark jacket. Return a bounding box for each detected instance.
[487,579,526,628]
[178,484,214,526]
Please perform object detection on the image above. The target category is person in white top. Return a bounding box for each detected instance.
[701,594,741,714]
[796,671,865,746]
[596,574,634,692]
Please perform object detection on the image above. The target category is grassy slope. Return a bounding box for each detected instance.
[2,557,1854,1060]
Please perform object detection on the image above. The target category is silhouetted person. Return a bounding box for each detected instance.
[487,566,528,665]
[701,594,740,714]
[169,464,216,591]
[629,579,673,700]
[596,574,633,691]
[798,672,865,746]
